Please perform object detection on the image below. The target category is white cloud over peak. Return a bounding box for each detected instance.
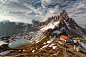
[0,0,86,24]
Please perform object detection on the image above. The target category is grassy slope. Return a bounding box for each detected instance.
[13,36,86,57]
[1,35,86,57]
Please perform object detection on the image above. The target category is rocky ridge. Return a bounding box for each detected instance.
[46,10,86,39]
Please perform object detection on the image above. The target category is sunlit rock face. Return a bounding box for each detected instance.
[8,39,30,48]
[45,10,86,39]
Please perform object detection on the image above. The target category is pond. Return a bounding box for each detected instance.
[8,39,30,48]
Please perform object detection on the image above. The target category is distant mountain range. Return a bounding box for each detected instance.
[0,20,32,38]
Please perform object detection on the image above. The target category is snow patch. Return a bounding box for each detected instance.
[54,53,57,55]
[36,47,37,49]
[35,36,46,43]
[49,44,55,47]
[40,44,49,49]
[0,50,14,56]
[52,46,57,49]
[41,21,60,31]
[43,42,46,44]
[19,50,21,51]
[58,41,63,44]
[29,20,60,43]
[60,27,65,30]
[32,50,35,53]
[23,50,25,52]
[47,39,54,44]
[62,18,70,29]
[53,30,61,34]
[54,36,56,38]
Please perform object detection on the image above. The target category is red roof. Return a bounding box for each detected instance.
[60,35,69,41]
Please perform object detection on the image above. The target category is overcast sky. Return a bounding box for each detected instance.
[0,0,86,24]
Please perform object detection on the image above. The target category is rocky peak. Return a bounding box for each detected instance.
[32,19,40,26]
[38,10,69,26]
[38,10,76,27]
[58,10,77,26]
[60,10,69,20]
[47,10,86,39]
[62,10,67,14]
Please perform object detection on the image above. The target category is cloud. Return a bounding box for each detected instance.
[0,0,86,24]
[62,0,86,24]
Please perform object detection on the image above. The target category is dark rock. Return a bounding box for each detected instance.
[0,44,8,48]
[0,36,10,40]
[47,10,86,39]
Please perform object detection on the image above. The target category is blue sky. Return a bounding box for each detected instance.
[0,0,86,24]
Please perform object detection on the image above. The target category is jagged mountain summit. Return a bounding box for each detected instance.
[44,10,86,40]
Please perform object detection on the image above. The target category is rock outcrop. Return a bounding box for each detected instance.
[46,10,86,39]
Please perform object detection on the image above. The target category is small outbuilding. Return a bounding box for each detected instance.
[60,35,72,43]
[60,35,69,41]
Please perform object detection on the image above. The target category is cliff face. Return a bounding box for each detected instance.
[45,10,86,39]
